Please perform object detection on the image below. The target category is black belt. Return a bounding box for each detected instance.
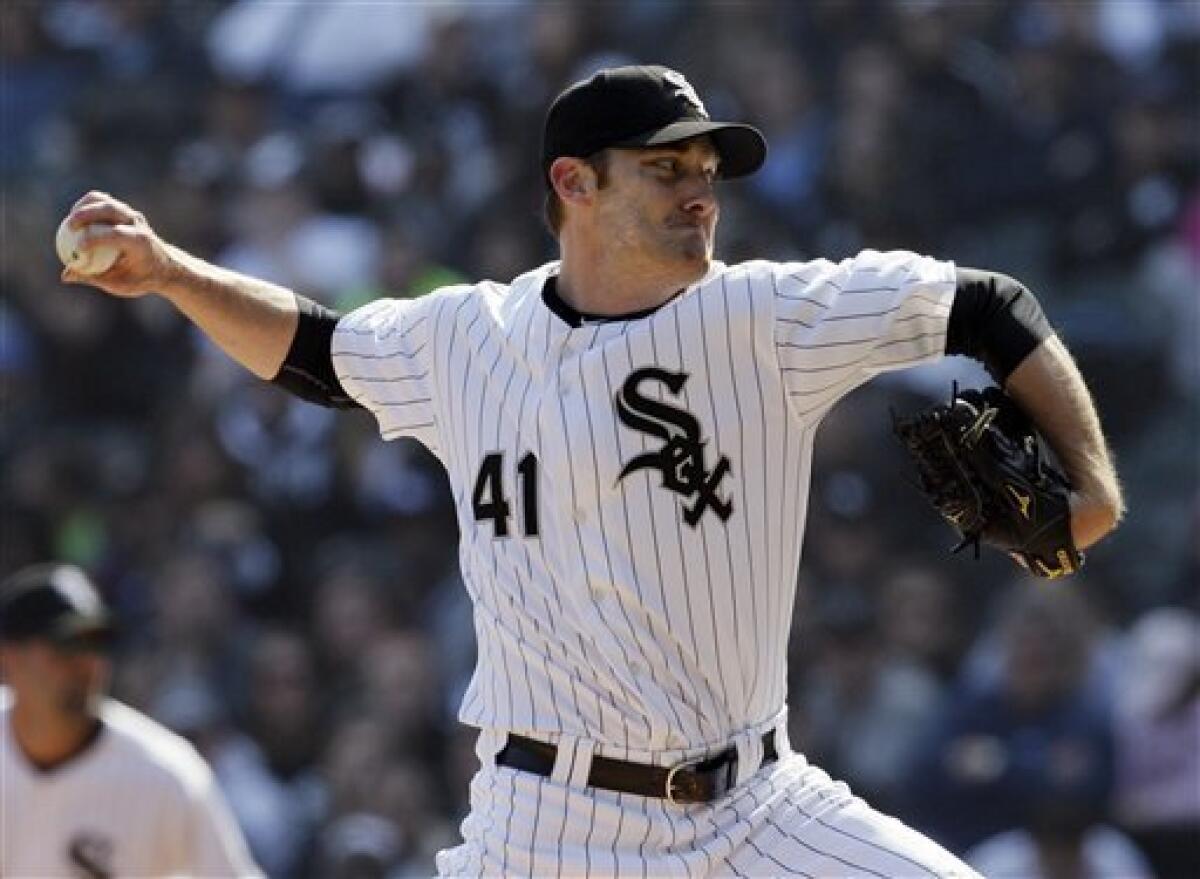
[496,731,779,805]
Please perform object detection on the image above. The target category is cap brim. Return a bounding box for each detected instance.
[613,119,767,179]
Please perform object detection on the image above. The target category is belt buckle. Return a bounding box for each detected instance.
[665,756,704,806]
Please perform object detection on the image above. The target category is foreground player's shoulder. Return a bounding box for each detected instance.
[99,699,213,795]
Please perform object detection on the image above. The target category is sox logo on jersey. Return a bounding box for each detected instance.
[69,834,114,879]
[615,366,732,527]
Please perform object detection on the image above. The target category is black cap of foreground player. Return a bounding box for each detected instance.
[542,65,767,181]
[0,563,115,649]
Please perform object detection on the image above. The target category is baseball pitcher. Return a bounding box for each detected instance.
[59,66,1122,877]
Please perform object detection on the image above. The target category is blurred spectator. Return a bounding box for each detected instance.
[213,628,327,878]
[735,42,828,238]
[214,381,339,510]
[909,581,1115,854]
[793,585,943,814]
[216,132,382,303]
[966,809,1154,879]
[307,561,394,722]
[317,754,454,877]
[879,563,971,683]
[138,550,255,718]
[1113,608,1200,879]
[361,630,444,762]
[315,811,404,879]
[0,3,89,175]
[322,716,394,819]
[207,1,445,96]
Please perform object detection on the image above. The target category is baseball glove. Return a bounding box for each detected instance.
[893,385,1082,579]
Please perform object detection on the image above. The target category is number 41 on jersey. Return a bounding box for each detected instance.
[472,452,539,537]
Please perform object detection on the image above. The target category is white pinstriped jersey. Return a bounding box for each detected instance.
[332,250,955,759]
[1,693,261,878]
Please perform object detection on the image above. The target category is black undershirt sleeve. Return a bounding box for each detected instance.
[945,267,1054,383]
[270,295,361,409]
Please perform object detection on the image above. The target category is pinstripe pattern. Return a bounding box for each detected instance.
[332,253,968,876]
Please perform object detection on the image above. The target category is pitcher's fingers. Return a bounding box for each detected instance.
[69,190,123,214]
[71,189,105,208]
[71,189,134,210]
[68,203,139,230]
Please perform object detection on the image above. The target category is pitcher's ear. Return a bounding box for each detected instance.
[549,157,596,203]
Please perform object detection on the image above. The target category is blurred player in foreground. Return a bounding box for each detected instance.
[0,563,261,878]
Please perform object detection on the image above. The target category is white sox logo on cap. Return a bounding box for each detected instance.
[662,69,708,117]
[541,64,764,179]
[54,566,105,616]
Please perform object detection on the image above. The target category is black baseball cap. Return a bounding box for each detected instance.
[542,65,767,181]
[0,563,115,648]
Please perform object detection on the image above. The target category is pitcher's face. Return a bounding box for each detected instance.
[595,137,721,285]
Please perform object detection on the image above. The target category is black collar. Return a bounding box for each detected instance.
[542,275,680,328]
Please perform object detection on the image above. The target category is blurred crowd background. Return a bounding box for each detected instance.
[2,0,1198,876]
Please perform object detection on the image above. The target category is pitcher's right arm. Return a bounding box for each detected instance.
[62,191,299,381]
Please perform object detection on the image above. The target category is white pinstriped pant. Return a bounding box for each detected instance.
[436,726,979,878]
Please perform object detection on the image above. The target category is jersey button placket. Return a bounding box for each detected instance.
[536,334,573,529]
[555,340,591,520]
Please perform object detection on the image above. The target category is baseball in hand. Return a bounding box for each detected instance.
[55,216,120,275]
